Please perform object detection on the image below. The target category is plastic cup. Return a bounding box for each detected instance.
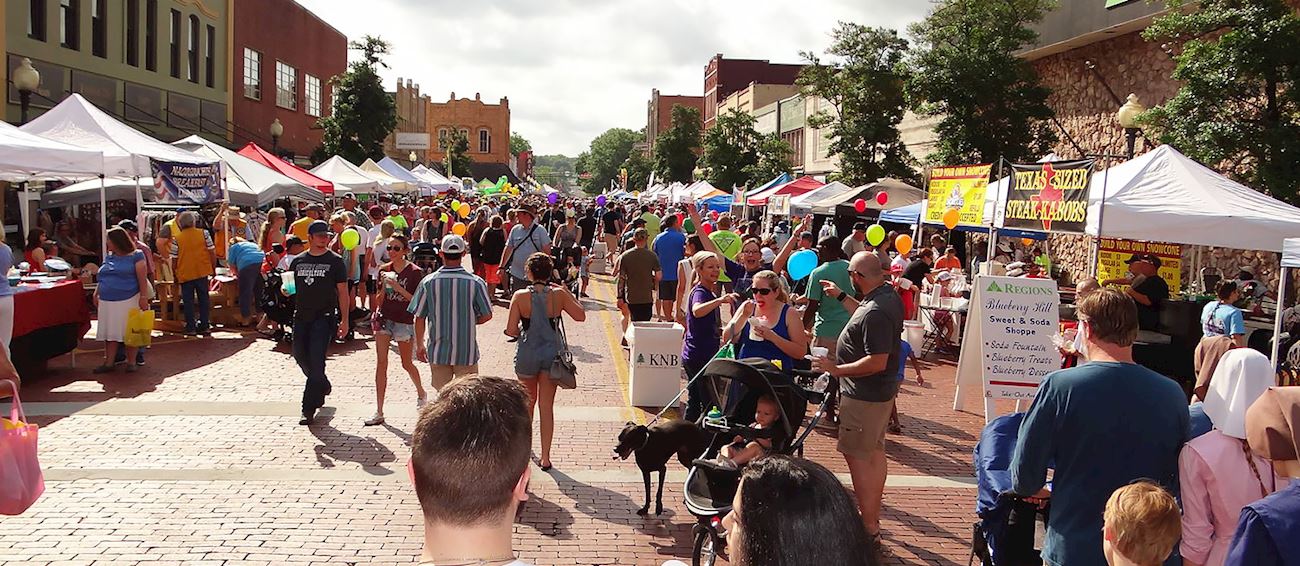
[748,316,766,341]
[810,346,829,358]
[281,271,296,295]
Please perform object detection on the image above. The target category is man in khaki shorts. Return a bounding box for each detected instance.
[412,235,494,392]
[812,251,903,557]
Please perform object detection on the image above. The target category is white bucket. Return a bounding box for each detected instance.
[903,320,925,353]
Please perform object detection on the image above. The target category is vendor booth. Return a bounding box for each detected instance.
[310,156,383,194]
[746,176,825,206]
[409,164,457,194]
[359,159,415,194]
[237,143,334,195]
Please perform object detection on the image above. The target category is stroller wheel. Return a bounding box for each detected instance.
[692,528,721,566]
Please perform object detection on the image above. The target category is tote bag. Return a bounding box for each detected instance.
[125,308,155,348]
[0,381,44,515]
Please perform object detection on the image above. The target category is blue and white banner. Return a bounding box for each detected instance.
[151,159,222,204]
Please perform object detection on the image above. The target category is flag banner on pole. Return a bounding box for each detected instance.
[150,159,222,204]
[1003,159,1095,234]
[924,164,992,227]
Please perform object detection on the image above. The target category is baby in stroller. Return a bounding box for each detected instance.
[695,394,783,471]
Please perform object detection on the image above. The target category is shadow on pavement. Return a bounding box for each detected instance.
[308,408,398,475]
[542,466,696,558]
[517,490,577,539]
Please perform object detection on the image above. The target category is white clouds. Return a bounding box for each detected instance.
[296,0,931,155]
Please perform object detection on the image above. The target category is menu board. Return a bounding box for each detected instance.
[956,275,1060,404]
[1097,238,1182,293]
[924,164,992,227]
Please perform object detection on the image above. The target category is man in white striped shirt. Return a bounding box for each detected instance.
[411,234,494,393]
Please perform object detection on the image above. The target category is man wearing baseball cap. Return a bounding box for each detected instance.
[290,203,325,242]
[842,222,868,259]
[1102,254,1169,331]
[410,234,493,392]
[500,204,550,294]
[340,193,372,230]
[289,220,350,425]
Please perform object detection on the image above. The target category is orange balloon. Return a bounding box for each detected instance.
[894,234,913,255]
[942,208,959,230]
[452,222,467,236]
[1021,237,1034,246]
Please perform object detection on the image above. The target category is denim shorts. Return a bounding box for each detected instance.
[378,319,415,342]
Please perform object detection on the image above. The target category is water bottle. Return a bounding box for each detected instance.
[812,373,830,393]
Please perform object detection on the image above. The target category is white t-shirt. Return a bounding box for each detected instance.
[277,253,297,271]
[369,235,389,278]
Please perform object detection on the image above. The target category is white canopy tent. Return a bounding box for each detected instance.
[0,120,105,235]
[409,164,457,194]
[172,135,323,206]
[310,156,382,194]
[1274,237,1300,365]
[359,159,415,193]
[789,181,854,214]
[20,93,217,256]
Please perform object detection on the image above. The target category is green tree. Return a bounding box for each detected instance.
[444,129,473,179]
[315,36,397,164]
[1143,0,1300,203]
[575,128,640,194]
[510,132,532,155]
[622,150,654,192]
[799,23,916,185]
[700,109,762,190]
[905,0,1057,165]
[652,104,702,182]
[745,134,794,184]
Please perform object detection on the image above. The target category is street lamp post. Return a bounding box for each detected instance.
[408,150,418,167]
[1116,93,1146,160]
[269,118,284,156]
[12,58,41,125]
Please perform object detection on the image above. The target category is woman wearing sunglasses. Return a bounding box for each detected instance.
[722,270,809,372]
[365,234,429,426]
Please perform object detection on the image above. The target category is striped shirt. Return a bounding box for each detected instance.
[408,265,492,366]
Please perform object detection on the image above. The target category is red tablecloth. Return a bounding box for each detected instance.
[13,280,92,339]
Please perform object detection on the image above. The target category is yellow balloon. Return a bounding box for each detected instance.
[942,207,960,230]
[894,234,913,255]
[452,222,467,236]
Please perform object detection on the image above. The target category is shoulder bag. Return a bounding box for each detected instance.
[550,316,578,389]
[501,223,541,291]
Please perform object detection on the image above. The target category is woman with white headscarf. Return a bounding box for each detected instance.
[1179,349,1284,566]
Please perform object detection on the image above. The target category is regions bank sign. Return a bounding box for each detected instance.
[1105,0,1137,7]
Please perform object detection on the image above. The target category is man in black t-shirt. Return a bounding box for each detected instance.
[902,248,935,289]
[577,207,598,250]
[811,252,902,555]
[601,205,625,262]
[289,220,349,425]
[1103,254,1169,331]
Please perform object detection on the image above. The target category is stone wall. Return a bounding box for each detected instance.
[1032,30,1290,300]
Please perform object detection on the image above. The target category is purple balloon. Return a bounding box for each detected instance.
[596,195,608,207]
[547,193,559,204]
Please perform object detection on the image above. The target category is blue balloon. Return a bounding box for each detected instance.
[788,249,818,281]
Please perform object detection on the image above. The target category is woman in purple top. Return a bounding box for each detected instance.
[682,250,738,422]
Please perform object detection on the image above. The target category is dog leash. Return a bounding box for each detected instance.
[644,343,731,427]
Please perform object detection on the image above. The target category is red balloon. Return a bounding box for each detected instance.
[876,192,889,206]
[677,212,685,224]
[701,223,714,236]
[854,199,867,213]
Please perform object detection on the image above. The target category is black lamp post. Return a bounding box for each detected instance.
[1116,93,1146,160]
[269,118,284,156]
[12,58,41,125]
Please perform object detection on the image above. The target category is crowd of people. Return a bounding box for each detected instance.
[5,187,1300,566]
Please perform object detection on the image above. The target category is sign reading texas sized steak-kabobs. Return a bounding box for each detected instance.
[1002,159,1095,234]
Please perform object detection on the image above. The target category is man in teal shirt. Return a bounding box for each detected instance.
[802,237,855,418]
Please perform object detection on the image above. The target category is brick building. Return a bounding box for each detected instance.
[426,91,510,168]
[383,77,429,163]
[702,54,803,129]
[644,88,703,155]
[231,0,346,162]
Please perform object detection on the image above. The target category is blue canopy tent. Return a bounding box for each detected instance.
[702,194,732,213]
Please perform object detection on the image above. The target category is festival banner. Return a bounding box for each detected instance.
[1002,159,1095,234]
[150,159,222,204]
[1096,238,1182,292]
[924,164,992,227]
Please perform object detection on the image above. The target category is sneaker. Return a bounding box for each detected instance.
[363,414,385,426]
[299,410,316,425]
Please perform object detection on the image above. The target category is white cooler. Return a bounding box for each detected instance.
[628,321,684,407]
[591,241,608,274]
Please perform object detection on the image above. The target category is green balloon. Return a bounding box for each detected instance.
[683,218,695,233]
[866,224,886,247]
[340,228,359,250]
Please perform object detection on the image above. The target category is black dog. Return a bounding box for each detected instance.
[613,419,709,515]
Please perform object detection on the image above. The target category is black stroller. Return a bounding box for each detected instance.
[260,267,295,343]
[970,412,1049,566]
[683,358,831,566]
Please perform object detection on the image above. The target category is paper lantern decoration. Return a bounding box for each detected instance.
[865,224,886,247]
[340,229,359,250]
[894,234,913,255]
[942,208,959,230]
[596,195,607,207]
[452,222,467,236]
[854,199,867,213]
[876,192,889,206]
[787,249,818,280]
[547,193,559,204]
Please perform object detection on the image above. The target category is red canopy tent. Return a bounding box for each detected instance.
[746,176,825,206]
[237,143,334,195]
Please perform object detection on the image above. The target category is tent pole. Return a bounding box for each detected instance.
[1272,267,1289,368]
[987,159,1004,266]
[1090,158,1111,278]
[18,182,31,238]
[134,176,144,235]
[99,174,109,259]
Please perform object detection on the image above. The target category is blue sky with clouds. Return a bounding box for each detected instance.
[297,0,932,156]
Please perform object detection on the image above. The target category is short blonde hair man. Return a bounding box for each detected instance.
[1103,481,1181,566]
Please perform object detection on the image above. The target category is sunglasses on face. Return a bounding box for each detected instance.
[752,287,773,296]
[387,245,405,251]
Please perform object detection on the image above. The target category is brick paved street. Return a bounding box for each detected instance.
[3,275,990,566]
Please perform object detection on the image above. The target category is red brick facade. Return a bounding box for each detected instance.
[702,54,803,129]
[425,92,510,166]
[230,0,346,162]
[644,89,703,154]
